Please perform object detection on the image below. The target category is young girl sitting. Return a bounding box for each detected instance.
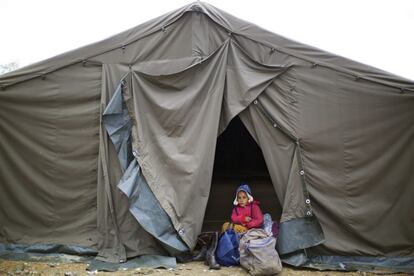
[222,183,264,234]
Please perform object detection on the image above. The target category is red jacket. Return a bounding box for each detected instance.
[231,201,263,229]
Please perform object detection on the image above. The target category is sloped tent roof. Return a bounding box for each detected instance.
[1,1,413,271]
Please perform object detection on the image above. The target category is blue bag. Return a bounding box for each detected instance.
[215,223,240,266]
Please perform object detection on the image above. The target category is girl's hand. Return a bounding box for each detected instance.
[245,216,252,222]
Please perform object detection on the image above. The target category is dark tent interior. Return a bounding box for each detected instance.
[203,116,282,231]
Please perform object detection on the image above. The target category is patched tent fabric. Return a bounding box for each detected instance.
[0,1,413,272]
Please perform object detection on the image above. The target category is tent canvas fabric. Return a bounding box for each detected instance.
[1,1,413,271]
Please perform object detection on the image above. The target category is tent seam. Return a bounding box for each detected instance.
[2,5,413,93]
[230,32,414,93]
[253,99,314,217]
[194,5,414,93]
[0,7,192,89]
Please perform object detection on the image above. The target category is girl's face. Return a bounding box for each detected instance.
[237,191,248,207]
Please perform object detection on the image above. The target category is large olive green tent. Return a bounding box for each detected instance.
[0,2,413,271]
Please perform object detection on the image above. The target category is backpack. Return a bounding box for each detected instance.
[239,228,282,275]
[215,223,240,266]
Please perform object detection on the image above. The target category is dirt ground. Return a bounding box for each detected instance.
[0,260,410,276]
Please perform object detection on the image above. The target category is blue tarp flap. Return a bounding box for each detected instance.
[277,216,324,255]
[87,255,176,271]
[0,243,97,256]
[118,159,189,255]
[282,251,414,273]
[0,243,176,271]
[103,82,132,171]
[103,83,189,256]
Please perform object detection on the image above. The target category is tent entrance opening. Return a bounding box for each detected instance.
[202,116,282,232]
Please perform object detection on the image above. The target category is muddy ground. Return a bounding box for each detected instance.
[0,260,410,276]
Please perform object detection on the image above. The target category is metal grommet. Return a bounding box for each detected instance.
[178,228,185,236]
[305,199,311,204]
[306,211,312,216]
[253,100,258,105]
[270,47,276,53]
[299,170,305,175]
[273,123,277,128]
